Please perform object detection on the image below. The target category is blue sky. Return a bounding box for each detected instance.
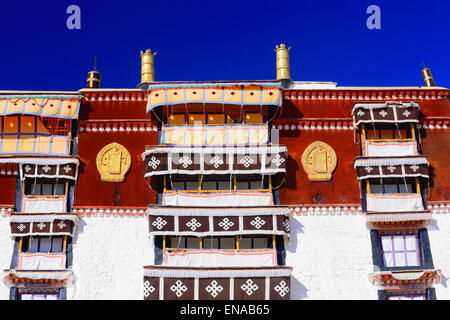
[0,0,448,90]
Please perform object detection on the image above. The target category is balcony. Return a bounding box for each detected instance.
[143,266,291,300]
[354,156,429,180]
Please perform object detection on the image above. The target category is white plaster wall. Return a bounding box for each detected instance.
[426,215,450,300]
[286,214,378,300]
[0,215,15,300]
[67,216,153,300]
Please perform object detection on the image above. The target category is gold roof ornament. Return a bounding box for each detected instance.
[301,141,337,182]
[421,65,436,87]
[140,49,157,84]
[275,44,291,81]
[96,142,131,182]
[86,57,101,88]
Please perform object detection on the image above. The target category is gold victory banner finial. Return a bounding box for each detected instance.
[141,49,157,83]
[275,44,291,81]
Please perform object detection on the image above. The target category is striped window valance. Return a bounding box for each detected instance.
[146,82,282,112]
[352,102,420,126]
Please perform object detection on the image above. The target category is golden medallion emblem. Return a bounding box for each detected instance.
[96,142,131,182]
[301,141,337,181]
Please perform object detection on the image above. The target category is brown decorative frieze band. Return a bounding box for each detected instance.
[78,120,158,133]
[143,266,291,300]
[352,102,420,126]
[73,206,147,217]
[354,156,429,180]
[21,163,78,181]
[3,270,73,288]
[10,213,78,237]
[143,145,287,177]
[148,206,290,237]
[283,89,449,101]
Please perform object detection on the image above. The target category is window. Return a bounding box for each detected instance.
[387,294,426,300]
[244,112,263,124]
[201,175,233,191]
[165,235,273,250]
[19,292,59,300]
[187,113,205,125]
[369,178,416,194]
[168,175,199,191]
[167,113,186,125]
[381,233,420,268]
[21,236,65,253]
[364,123,412,140]
[24,178,66,196]
[239,236,273,249]
[236,175,268,190]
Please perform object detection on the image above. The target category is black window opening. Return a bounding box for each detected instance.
[368,178,417,194]
[166,174,269,191]
[24,178,67,196]
[364,123,413,140]
[165,235,274,250]
[21,236,65,253]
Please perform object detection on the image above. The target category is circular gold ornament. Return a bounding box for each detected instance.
[301,141,337,181]
[96,142,131,182]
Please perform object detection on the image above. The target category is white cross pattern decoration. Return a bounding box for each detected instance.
[178,155,193,168]
[57,221,67,230]
[241,279,259,296]
[17,223,26,232]
[63,165,72,173]
[24,165,32,173]
[148,156,161,169]
[240,155,255,168]
[42,165,51,173]
[283,219,290,233]
[186,218,202,231]
[218,218,234,231]
[209,155,224,169]
[357,110,365,117]
[410,165,419,172]
[152,217,168,230]
[403,109,411,117]
[271,154,285,167]
[387,165,396,173]
[379,110,388,118]
[170,280,188,298]
[250,216,266,229]
[365,166,374,173]
[205,280,223,298]
[144,280,155,298]
[36,222,46,230]
[274,280,290,298]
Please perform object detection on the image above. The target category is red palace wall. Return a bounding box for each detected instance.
[74,95,158,208]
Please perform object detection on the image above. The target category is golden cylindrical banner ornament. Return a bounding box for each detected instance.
[421,67,436,87]
[141,49,157,83]
[86,71,101,88]
[275,44,291,80]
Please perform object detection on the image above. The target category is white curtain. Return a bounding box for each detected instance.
[21,196,67,213]
[363,141,418,157]
[163,249,277,267]
[18,252,66,270]
[162,191,273,206]
[366,193,424,212]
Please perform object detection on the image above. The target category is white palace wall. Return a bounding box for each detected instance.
[67,216,153,300]
[2,212,450,300]
[287,213,377,300]
[0,215,15,300]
